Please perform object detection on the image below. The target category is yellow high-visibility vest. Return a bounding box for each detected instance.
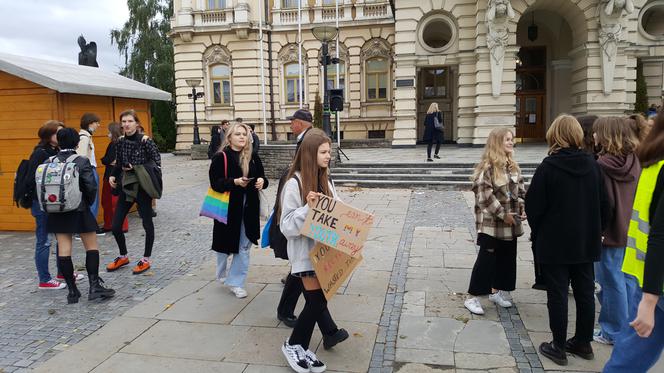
[623,159,664,289]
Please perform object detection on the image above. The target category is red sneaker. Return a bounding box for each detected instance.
[38,279,66,290]
[107,256,130,272]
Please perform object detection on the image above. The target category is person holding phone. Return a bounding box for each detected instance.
[106,110,162,275]
[209,123,267,298]
[464,128,526,316]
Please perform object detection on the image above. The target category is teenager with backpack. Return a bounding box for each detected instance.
[107,109,162,275]
[39,128,115,304]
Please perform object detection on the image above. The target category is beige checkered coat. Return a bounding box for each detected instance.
[472,166,526,240]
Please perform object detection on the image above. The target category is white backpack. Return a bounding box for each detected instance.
[35,154,82,213]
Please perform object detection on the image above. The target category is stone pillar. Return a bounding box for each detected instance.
[391,56,417,147]
[456,53,477,145]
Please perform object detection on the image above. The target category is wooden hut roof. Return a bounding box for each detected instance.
[0,52,171,101]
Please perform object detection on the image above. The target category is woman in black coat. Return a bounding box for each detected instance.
[45,128,115,304]
[209,123,268,298]
[423,102,443,161]
[525,115,609,366]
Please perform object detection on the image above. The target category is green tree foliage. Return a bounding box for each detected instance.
[111,0,176,151]
[635,59,648,114]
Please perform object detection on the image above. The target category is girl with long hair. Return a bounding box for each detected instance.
[423,102,443,161]
[526,115,609,366]
[209,123,267,298]
[592,117,641,345]
[464,128,526,316]
[100,122,128,233]
[280,128,348,373]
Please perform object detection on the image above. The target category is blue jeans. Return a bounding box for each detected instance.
[31,201,58,282]
[90,167,99,220]
[603,275,664,372]
[595,247,629,342]
[215,221,252,288]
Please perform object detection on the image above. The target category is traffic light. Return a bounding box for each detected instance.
[330,89,344,112]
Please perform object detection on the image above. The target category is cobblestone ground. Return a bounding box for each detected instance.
[0,155,214,372]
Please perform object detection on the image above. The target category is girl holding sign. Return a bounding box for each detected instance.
[280,128,348,373]
[464,128,526,316]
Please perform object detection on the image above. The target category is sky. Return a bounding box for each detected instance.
[0,0,130,73]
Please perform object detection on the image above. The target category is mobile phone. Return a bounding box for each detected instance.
[243,177,256,181]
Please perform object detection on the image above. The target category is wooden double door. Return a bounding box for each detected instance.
[515,94,546,140]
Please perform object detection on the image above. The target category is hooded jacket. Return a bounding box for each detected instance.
[525,148,610,264]
[597,153,641,247]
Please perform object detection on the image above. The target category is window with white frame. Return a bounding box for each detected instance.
[210,64,231,105]
[284,63,305,104]
[326,62,345,90]
[282,0,299,8]
[208,0,225,9]
[366,57,388,101]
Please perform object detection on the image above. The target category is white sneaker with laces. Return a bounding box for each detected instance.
[282,341,310,373]
[229,286,247,298]
[489,291,513,308]
[464,297,485,315]
[304,349,326,373]
[593,329,613,345]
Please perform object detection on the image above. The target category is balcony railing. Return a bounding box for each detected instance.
[193,8,233,26]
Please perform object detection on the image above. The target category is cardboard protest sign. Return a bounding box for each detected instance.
[300,195,374,257]
[309,243,363,300]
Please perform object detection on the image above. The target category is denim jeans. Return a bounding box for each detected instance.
[31,200,57,282]
[603,275,664,372]
[215,221,252,288]
[90,167,99,220]
[594,247,629,342]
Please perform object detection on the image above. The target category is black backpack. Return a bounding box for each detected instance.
[270,173,301,260]
[13,159,33,209]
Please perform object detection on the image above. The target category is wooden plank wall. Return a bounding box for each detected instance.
[0,71,154,231]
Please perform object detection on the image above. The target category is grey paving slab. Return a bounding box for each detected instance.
[313,321,378,373]
[393,363,455,372]
[120,320,250,361]
[397,315,464,351]
[230,289,282,327]
[394,348,455,367]
[455,352,516,369]
[122,279,209,318]
[344,270,392,296]
[90,353,247,373]
[224,326,296,366]
[326,294,385,324]
[454,320,511,355]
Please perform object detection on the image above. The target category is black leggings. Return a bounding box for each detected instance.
[288,288,338,350]
[112,188,154,258]
[427,140,441,159]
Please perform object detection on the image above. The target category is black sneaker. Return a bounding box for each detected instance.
[433,154,441,159]
[278,313,298,328]
[323,328,349,350]
[426,158,434,162]
[96,228,106,236]
[304,349,326,373]
[539,341,568,366]
[565,337,594,360]
[531,283,547,291]
[281,341,310,373]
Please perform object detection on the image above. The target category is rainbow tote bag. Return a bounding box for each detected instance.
[199,151,230,224]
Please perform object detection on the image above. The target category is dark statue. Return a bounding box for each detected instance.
[77,35,99,67]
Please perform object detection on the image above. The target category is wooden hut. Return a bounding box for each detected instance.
[0,52,170,231]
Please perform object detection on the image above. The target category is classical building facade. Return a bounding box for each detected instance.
[170,0,664,149]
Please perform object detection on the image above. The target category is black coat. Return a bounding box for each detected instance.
[525,148,609,264]
[423,112,443,143]
[27,143,58,201]
[209,148,268,254]
[101,141,118,180]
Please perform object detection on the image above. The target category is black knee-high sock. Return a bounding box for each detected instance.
[85,250,100,277]
[57,256,74,281]
[289,289,327,350]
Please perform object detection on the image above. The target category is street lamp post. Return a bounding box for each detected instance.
[186,79,204,145]
[312,25,338,138]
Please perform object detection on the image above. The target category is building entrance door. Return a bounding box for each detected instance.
[417,67,454,142]
[515,47,546,140]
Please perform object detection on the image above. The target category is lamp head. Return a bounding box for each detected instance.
[312,25,338,42]
[185,79,201,88]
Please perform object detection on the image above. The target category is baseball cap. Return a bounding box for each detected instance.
[287,109,313,123]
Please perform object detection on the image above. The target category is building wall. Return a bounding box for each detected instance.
[171,0,664,149]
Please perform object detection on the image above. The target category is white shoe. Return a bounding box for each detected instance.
[489,291,513,308]
[217,277,226,284]
[464,297,485,315]
[229,286,247,298]
[282,341,310,373]
[304,349,326,373]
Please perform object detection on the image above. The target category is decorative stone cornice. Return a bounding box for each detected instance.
[361,38,392,60]
[278,44,306,64]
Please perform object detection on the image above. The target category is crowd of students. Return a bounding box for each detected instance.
[465,110,663,372]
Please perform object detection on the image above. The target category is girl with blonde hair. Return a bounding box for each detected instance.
[423,102,444,161]
[464,128,526,316]
[209,122,268,298]
[526,114,609,366]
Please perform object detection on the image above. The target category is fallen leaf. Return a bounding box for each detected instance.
[164,304,173,310]
[48,309,56,315]
[353,332,363,337]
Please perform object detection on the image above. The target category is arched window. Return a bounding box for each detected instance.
[210,64,231,105]
[366,57,388,101]
[284,63,305,104]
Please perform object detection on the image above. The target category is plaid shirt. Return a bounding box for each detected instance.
[112,135,161,178]
[472,166,526,240]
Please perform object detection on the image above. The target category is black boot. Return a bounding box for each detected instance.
[88,274,116,301]
[539,341,568,366]
[565,337,594,360]
[64,277,81,304]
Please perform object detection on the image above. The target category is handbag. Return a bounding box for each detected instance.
[261,211,273,248]
[199,152,230,224]
[259,189,270,219]
[433,113,443,132]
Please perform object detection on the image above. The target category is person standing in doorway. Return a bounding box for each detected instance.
[526,115,609,366]
[423,103,443,162]
[77,113,105,236]
[464,128,525,316]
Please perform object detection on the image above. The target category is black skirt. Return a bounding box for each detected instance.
[47,209,98,234]
[467,233,518,295]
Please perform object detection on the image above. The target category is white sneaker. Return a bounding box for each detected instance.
[489,291,513,308]
[282,341,310,373]
[593,329,613,345]
[217,276,226,284]
[229,286,247,298]
[304,349,326,373]
[464,297,485,315]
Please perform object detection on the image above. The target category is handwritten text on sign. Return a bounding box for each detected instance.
[310,243,363,300]
[301,195,374,257]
